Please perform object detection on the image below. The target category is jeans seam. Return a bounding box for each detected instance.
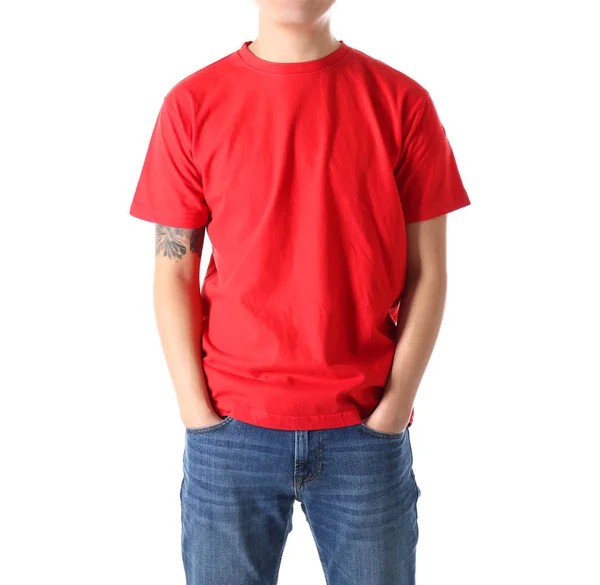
[272,505,293,585]
[302,503,330,585]
[407,428,421,511]
[300,431,323,487]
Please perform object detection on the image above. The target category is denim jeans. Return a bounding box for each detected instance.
[181,416,421,584]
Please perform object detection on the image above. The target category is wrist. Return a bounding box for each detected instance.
[376,391,414,422]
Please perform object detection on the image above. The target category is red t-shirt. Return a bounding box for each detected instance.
[130,40,471,431]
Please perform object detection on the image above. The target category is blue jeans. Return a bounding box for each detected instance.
[181,416,421,584]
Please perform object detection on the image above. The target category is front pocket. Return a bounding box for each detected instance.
[185,416,234,434]
[358,422,406,439]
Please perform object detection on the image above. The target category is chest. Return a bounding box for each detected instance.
[196,79,399,211]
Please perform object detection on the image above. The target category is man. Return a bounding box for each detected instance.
[129,1,470,583]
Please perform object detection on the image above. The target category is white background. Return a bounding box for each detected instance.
[1,0,599,583]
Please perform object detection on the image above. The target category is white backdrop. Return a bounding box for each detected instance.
[1,1,599,583]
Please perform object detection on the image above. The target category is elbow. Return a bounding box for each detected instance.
[405,262,447,290]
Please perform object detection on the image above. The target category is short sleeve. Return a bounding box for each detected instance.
[129,95,210,229]
[395,92,471,223]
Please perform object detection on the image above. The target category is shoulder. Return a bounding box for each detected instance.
[161,47,240,112]
[348,44,430,111]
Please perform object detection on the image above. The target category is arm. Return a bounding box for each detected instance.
[153,224,223,429]
[364,90,471,433]
[363,214,448,433]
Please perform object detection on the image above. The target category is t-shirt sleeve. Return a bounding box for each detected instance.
[395,92,471,223]
[129,95,210,229]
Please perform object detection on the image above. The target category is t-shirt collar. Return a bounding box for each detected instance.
[237,39,352,75]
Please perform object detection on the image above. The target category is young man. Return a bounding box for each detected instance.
[130,1,470,583]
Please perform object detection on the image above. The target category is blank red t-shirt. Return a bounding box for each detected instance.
[129,40,471,430]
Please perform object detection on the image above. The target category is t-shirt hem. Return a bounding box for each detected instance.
[129,199,208,229]
[404,190,471,223]
[219,406,365,431]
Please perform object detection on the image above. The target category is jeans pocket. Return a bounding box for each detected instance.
[358,421,407,439]
[185,416,234,434]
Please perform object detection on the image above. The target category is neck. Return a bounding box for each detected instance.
[249,15,340,63]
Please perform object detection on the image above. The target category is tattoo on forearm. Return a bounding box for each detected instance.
[155,225,201,259]
[189,229,201,255]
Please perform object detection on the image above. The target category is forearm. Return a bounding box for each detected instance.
[153,274,213,422]
[379,270,447,412]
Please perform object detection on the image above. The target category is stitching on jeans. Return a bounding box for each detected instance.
[300,431,323,487]
[293,432,300,501]
[407,428,421,513]
[358,422,406,439]
[185,416,233,434]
